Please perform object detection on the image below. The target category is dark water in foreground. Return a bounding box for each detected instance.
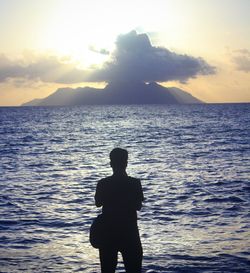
[0,104,249,273]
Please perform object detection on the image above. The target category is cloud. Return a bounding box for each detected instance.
[88,45,110,55]
[0,53,89,84]
[232,49,250,72]
[0,31,215,85]
[90,30,215,83]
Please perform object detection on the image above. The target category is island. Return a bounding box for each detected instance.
[21,81,202,106]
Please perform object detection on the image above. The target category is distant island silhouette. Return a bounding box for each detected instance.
[21,81,202,106]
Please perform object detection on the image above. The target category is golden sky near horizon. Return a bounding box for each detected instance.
[0,0,250,106]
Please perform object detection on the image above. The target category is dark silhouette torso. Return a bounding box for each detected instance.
[95,174,143,225]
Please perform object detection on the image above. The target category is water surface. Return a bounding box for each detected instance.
[0,104,249,272]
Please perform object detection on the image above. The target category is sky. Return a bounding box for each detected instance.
[0,0,249,106]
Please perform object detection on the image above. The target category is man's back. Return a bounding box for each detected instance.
[95,174,144,224]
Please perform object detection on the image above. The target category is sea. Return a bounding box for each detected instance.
[0,104,249,273]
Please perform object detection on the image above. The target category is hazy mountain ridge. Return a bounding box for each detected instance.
[21,98,44,107]
[21,82,203,106]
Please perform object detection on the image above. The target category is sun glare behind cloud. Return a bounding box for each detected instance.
[39,1,114,67]
[38,0,182,67]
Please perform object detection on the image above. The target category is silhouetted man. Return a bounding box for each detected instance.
[95,148,144,273]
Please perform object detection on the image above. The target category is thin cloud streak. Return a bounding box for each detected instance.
[232,49,250,73]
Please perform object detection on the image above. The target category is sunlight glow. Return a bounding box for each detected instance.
[39,0,181,66]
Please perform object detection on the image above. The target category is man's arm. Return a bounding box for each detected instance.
[95,180,103,207]
[135,179,144,211]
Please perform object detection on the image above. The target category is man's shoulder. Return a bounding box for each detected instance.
[98,176,113,184]
[127,176,141,184]
[98,176,141,185]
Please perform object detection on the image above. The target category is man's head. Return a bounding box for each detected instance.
[110,148,128,171]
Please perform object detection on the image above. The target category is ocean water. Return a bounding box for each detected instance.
[0,104,249,273]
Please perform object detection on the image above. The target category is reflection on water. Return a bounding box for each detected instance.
[0,104,249,272]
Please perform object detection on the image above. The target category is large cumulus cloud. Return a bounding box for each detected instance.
[90,30,215,83]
